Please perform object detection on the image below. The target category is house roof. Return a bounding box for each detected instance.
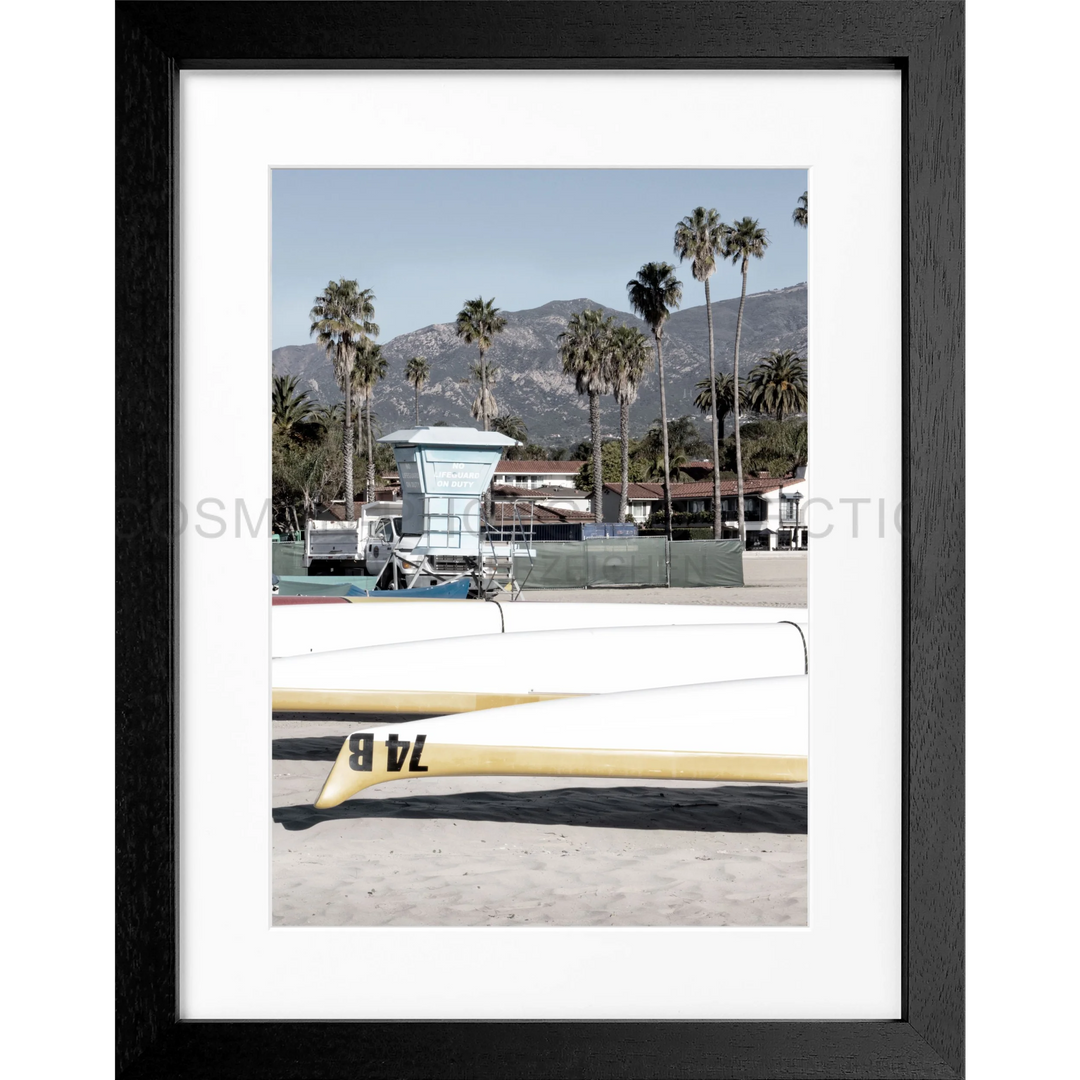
[494,460,582,474]
[493,484,589,499]
[489,502,596,524]
[603,481,665,501]
[604,476,804,500]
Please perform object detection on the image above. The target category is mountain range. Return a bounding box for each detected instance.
[272,282,807,447]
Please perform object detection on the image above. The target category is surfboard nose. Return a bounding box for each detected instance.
[313,735,370,809]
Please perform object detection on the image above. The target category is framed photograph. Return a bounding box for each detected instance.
[196,72,873,1015]
[117,2,962,1077]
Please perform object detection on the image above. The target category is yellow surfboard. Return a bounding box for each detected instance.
[313,675,808,807]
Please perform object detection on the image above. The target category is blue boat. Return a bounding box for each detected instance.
[275,574,379,597]
[345,577,472,599]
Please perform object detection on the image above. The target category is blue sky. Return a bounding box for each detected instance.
[272,169,807,348]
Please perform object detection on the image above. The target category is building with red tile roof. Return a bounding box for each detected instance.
[383,459,584,492]
[603,471,808,549]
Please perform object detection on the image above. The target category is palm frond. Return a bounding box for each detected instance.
[626,262,683,335]
[558,308,614,398]
[792,191,809,228]
[673,206,725,284]
[723,217,770,266]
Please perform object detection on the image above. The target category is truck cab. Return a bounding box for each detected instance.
[363,516,403,580]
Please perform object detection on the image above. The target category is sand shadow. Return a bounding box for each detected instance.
[273,712,433,725]
[273,784,807,835]
[273,736,345,762]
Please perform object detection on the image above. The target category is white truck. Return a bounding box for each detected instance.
[303,501,402,575]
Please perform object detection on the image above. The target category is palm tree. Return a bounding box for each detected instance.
[793,191,808,228]
[723,218,769,541]
[493,418,539,461]
[745,350,808,422]
[310,401,344,436]
[468,361,499,428]
[626,262,682,544]
[607,324,651,523]
[559,309,614,521]
[404,355,431,425]
[638,421,693,483]
[739,418,808,479]
[641,448,692,486]
[272,374,317,439]
[492,414,528,445]
[309,280,378,519]
[674,206,727,538]
[694,371,742,439]
[352,338,388,503]
[455,297,507,431]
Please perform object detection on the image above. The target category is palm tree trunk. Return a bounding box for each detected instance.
[365,393,376,502]
[716,405,728,535]
[704,277,722,540]
[655,333,673,567]
[339,346,356,521]
[479,348,492,516]
[733,262,748,542]
[619,393,630,523]
[414,385,419,425]
[479,349,489,431]
[590,391,603,522]
[342,401,354,521]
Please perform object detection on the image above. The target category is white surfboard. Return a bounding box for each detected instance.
[272,598,808,657]
[273,599,502,657]
[313,674,808,807]
[496,601,807,633]
[273,622,807,714]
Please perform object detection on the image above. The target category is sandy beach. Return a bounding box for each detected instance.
[272,553,808,927]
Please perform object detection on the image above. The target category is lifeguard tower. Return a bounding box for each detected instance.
[377,427,518,592]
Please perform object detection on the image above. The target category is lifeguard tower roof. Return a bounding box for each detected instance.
[378,428,517,556]
[379,427,519,448]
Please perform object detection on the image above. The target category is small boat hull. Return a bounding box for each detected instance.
[274,575,379,596]
[313,675,808,806]
[272,599,807,657]
[271,577,472,606]
[368,578,472,599]
[273,622,807,713]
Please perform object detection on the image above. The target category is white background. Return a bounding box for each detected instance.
[180,67,901,1021]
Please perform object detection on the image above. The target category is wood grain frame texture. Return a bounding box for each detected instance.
[115,2,963,1077]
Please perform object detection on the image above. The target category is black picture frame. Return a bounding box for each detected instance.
[116,2,963,1076]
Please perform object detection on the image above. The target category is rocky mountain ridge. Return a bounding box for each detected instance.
[272,282,807,446]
